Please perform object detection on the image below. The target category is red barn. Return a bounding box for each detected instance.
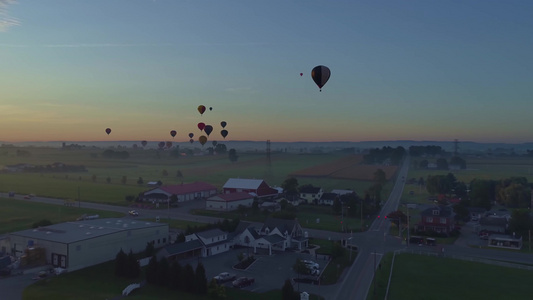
[222,178,279,199]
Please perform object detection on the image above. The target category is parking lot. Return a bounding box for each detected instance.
[180,247,328,293]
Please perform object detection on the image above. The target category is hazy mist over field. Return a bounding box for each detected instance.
[2,140,533,155]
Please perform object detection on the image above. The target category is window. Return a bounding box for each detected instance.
[432,210,439,215]
[163,238,166,243]
[440,218,446,224]
[426,217,433,223]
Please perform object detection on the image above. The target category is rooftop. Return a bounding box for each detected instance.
[10,218,168,244]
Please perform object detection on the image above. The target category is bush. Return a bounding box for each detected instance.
[32,219,53,228]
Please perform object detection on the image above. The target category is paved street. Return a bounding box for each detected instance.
[2,158,533,300]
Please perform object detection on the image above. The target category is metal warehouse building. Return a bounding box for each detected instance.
[8,218,169,272]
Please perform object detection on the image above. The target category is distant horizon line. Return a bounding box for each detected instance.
[2,139,532,145]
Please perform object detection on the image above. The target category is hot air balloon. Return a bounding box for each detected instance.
[197,122,206,131]
[221,129,228,139]
[158,142,165,149]
[204,125,213,136]
[188,133,194,138]
[199,136,207,146]
[105,128,111,135]
[170,130,177,138]
[209,107,213,111]
[166,141,172,148]
[189,138,194,144]
[300,73,303,76]
[311,65,331,91]
[212,141,218,147]
[141,140,147,147]
[198,105,206,115]
[220,121,227,128]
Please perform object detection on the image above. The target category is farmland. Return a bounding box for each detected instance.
[290,154,398,181]
[0,147,388,206]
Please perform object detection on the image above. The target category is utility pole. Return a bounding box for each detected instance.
[78,186,80,208]
[361,199,364,232]
[406,205,410,246]
[373,250,376,296]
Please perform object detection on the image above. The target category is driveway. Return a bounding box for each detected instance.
[179,248,332,294]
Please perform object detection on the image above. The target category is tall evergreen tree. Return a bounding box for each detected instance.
[145,255,158,284]
[126,250,140,279]
[183,263,196,293]
[195,262,208,294]
[114,249,127,277]
[157,257,170,286]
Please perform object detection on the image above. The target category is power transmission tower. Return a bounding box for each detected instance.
[266,140,271,166]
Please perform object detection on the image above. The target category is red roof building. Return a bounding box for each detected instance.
[141,182,217,203]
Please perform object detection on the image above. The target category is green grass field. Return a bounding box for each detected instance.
[0,148,372,206]
[377,253,533,300]
[0,197,125,234]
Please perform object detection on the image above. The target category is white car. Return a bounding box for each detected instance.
[128,210,139,216]
[302,260,319,269]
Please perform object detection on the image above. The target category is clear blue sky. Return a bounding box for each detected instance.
[1,0,532,143]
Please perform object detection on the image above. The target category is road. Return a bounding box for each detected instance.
[333,157,410,300]
[3,158,532,300]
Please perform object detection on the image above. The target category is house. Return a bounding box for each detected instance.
[467,207,486,221]
[140,182,217,203]
[331,189,354,196]
[478,215,508,234]
[299,186,323,204]
[416,206,456,235]
[186,229,231,257]
[259,201,281,212]
[205,192,254,211]
[233,218,308,255]
[158,229,231,261]
[222,178,279,199]
[319,192,338,206]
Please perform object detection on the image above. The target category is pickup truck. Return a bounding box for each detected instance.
[213,272,236,284]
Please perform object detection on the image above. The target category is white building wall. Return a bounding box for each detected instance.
[68,225,168,272]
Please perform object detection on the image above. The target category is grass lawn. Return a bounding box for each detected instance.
[0,197,124,234]
[370,252,533,300]
[23,260,311,300]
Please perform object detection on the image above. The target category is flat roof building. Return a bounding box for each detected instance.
[8,218,169,272]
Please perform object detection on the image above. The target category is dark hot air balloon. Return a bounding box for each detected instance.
[221,129,228,139]
[141,140,147,147]
[166,141,172,148]
[311,65,331,91]
[170,130,177,138]
[158,142,165,149]
[197,122,206,131]
[198,105,206,115]
[105,128,111,135]
[188,132,194,138]
[189,138,194,144]
[204,125,213,136]
[300,73,303,76]
[199,136,207,146]
[209,107,213,111]
[220,121,227,128]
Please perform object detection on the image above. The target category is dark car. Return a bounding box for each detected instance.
[232,277,254,288]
